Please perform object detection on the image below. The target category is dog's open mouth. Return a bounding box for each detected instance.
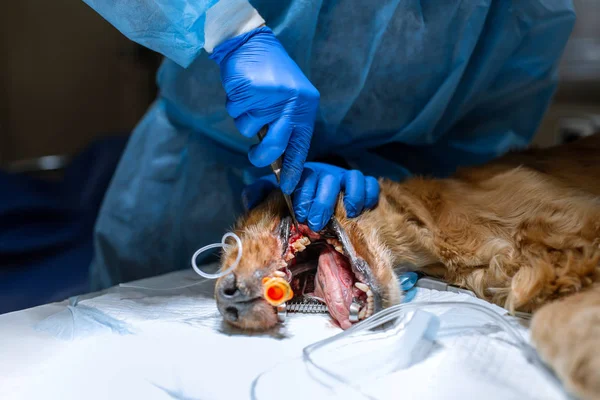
[276,217,381,329]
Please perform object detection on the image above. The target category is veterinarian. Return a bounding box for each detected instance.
[84,0,575,289]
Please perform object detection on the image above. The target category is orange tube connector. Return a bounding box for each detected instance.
[262,276,294,306]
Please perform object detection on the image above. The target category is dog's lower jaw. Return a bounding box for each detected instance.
[386,274,403,307]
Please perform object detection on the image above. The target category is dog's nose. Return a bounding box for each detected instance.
[216,273,255,323]
[222,305,239,322]
[217,273,241,300]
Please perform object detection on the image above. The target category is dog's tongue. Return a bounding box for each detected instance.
[314,246,354,329]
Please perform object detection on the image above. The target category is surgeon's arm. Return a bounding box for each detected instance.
[205,3,320,195]
[82,0,264,67]
[84,0,318,195]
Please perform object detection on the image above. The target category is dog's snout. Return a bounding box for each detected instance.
[216,273,260,323]
[217,273,255,303]
[223,306,239,322]
[218,273,240,299]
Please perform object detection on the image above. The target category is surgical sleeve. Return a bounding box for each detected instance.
[82,0,265,67]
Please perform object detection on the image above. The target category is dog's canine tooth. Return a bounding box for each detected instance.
[334,245,343,253]
[274,270,286,278]
[355,282,369,292]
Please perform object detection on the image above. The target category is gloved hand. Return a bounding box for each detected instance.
[243,162,380,231]
[399,272,418,303]
[210,26,320,195]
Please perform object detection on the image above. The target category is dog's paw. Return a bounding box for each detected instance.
[531,287,600,400]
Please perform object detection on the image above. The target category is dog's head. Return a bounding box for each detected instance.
[215,190,402,331]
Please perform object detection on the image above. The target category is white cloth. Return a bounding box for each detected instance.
[0,267,568,400]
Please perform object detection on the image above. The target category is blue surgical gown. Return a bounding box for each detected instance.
[85,0,576,290]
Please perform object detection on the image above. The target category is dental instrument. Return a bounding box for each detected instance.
[256,126,300,229]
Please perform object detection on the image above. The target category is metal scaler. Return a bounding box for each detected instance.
[256,126,300,229]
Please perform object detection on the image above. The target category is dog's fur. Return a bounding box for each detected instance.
[218,133,600,400]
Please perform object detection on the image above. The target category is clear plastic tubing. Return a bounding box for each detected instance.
[302,301,565,398]
[118,232,242,292]
[191,231,242,279]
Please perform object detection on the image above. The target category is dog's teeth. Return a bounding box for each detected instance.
[298,237,310,247]
[358,306,367,320]
[291,237,311,253]
[355,282,369,292]
[326,237,343,253]
[366,289,373,298]
[293,243,306,252]
[274,271,286,278]
[284,252,295,262]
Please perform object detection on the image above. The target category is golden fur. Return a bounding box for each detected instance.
[218,133,600,399]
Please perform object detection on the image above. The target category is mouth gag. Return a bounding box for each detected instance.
[251,300,569,400]
[273,272,419,323]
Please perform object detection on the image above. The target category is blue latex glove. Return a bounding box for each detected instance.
[399,272,418,303]
[210,27,320,195]
[243,162,380,231]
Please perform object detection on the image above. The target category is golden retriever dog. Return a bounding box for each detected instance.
[215,133,600,400]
